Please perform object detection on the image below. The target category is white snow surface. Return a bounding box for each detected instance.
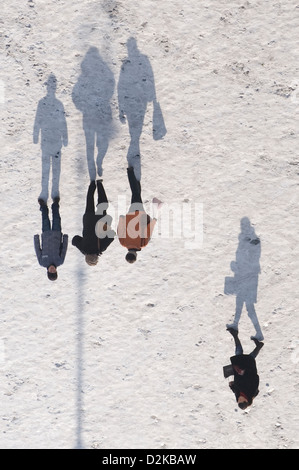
[1,0,298,449]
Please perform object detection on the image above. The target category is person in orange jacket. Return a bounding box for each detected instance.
[117,167,162,263]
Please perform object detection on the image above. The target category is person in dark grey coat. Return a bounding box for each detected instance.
[72,180,115,265]
[224,327,264,409]
[34,198,68,280]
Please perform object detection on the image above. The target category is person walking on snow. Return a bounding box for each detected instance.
[34,198,68,281]
[117,167,162,263]
[72,180,115,265]
[224,327,264,410]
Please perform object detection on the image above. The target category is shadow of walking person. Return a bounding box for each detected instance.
[117,37,166,181]
[72,47,115,180]
[33,74,68,202]
[224,217,264,341]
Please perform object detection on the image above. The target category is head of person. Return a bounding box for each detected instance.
[238,395,250,410]
[47,265,58,281]
[127,37,138,56]
[85,254,98,266]
[46,73,57,95]
[125,249,137,264]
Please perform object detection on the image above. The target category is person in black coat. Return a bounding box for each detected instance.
[225,327,264,409]
[72,180,115,265]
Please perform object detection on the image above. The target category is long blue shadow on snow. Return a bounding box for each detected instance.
[73,123,88,449]
[75,265,86,449]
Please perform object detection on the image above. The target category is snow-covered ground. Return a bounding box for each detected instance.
[1,0,298,449]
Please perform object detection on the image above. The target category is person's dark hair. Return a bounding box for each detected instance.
[125,251,137,264]
[47,271,58,281]
[238,401,249,410]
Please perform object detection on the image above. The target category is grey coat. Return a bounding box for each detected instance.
[34,231,68,268]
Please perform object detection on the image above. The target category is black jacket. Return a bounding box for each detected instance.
[72,213,115,255]
[229,354,259,404]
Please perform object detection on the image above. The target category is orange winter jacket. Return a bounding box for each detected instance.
[117,211,156,250]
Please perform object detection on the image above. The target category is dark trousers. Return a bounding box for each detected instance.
[235,341,261,359]
[127,167,144,212]
[41,202,61,232]
[85,180,108,216]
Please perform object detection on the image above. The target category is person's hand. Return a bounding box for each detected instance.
[250,238,260,245]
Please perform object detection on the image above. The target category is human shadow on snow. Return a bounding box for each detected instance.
[224,217,264,341]
[33,73,68,201]
[72,47,116,180]
[117,37,166,181]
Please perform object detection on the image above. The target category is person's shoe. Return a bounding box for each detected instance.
[250,331,264,341]
[226,325,239,337]
[38,198,47,207]
[251,336,264,348]
[52,196,60,204]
